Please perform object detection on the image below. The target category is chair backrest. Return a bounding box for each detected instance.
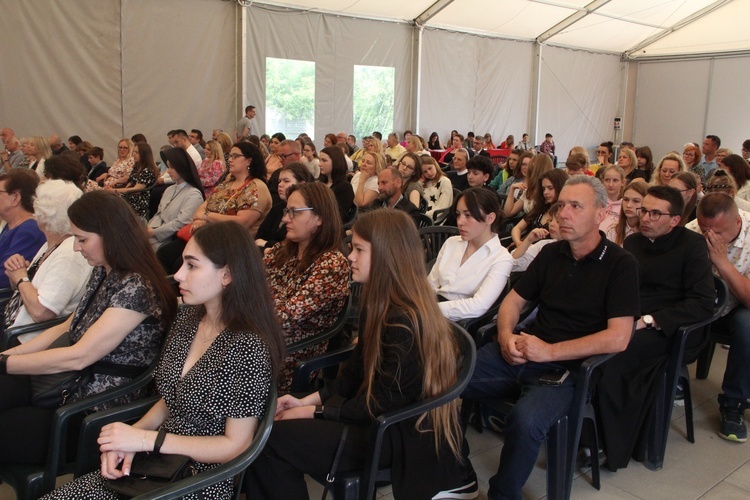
[134,387,277,500]
[418,225,460,263]
[417,213,433,228]
[342,203,358,231]
[359,323,476,499]
[431,207,451,226]
[286,294,352,354]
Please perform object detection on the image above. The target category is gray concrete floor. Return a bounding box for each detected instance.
[2,348,748,499]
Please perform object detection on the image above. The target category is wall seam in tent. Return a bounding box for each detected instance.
[414,24,424,131]
[240,4,247,123]
[530,43,542,145]
[119,0,125,138]
[632,61,641,142]
[702,57,714,138]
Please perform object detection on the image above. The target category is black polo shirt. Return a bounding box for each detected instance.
[514,231,640,346]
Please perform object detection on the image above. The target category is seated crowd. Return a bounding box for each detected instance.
[0,122,748,500]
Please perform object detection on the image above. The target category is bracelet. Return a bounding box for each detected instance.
[153,428,167,454]
[141,430,147,452]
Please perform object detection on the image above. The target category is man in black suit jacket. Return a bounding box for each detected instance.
[377,167,421,227]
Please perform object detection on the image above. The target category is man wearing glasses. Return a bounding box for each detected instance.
[597,185,714,470]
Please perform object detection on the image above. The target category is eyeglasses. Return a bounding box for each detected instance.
[636,208,677,221]
[282,207,314,219]
[398,160,415,171]
[228,153,244,160]
[278,152,299,160]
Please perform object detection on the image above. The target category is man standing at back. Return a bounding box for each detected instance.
[236,105,256,142]
[459,176,639,500]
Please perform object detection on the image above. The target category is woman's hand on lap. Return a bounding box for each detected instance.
[98,422,152,453]
[276,405,315,421]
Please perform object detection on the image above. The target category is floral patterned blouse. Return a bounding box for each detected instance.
[103,156,135,188]
[264,246,350,393]
[198,159,226,197]
[205,177,271,238]
[68,267,166,408]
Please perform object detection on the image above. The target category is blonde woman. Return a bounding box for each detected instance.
[26,137,52,177]
[351,151,384,208]
[102,139,135,188]
[651,152,686,187]
[198,140,227,197]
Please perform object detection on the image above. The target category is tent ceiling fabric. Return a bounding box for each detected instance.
[254,0,748,57]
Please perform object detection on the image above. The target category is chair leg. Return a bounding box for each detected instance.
[646,373,668,471]
[695,340,716,380]
[546,417,568,500]
[680,368,695,443]
[582,408,601,490]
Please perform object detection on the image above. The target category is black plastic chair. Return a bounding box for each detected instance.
[418,225,460,263]
[417,213,433,228]
[645,276,728,471]
[75,388,277,499]
[0,363,159,499]
[466,323,636,500]
[456,281,511,344]
[342,203,358,231]
[0,315,69,351]
[432,207,451,226]
[292,323,477,500]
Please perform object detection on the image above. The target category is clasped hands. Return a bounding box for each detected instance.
[500,332,552,365]
[4,254,29,285]
[97,422,154,479]
[274,394,315,421]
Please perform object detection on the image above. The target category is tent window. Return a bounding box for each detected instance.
[266,57,315,139]
[353,65,395,141]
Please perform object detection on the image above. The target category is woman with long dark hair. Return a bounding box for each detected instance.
[669,171,699,226]
[246,209,466,499]
[509,168,567,248]
[319,146,354,221]
[44,221,284,499]
[108,142,159,218]
[719,154,750,202]
[255,163,314,251]
[0,191,176,467]
[147,148,205,251]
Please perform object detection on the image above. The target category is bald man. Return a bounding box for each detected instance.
[49,134,69,155]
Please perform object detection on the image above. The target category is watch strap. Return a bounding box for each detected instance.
[153,428,167,454]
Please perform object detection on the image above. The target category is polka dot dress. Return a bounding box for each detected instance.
[43,307,273,500]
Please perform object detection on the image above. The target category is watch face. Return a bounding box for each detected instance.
[643,315,653,324]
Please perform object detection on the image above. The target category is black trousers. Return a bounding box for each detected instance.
[244,419,392,500]
[0,374,55,464]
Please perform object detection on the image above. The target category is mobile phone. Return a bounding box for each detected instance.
[539,369,570,386]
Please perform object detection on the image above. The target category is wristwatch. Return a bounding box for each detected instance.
[0,354,8,375]
[642,314,655,329]
[314,405,325,420]
[16,277,30,288]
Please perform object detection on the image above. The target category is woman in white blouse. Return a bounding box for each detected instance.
[427,188,512,321]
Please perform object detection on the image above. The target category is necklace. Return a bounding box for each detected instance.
[199,317,222,344]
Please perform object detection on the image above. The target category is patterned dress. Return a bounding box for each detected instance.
[69,267,165,409]
[43,306,273,500]
[104,157,135,188]
[122,167,157,218]
[198,159,225,197]
[264,246,350,393]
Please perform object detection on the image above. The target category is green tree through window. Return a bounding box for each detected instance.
[353,65,394,140]
[266,57,315,138]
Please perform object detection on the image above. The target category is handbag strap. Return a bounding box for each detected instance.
[321,425,349,500]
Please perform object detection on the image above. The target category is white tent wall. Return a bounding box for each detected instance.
[245,5,414,147]
[633,55,750,160]
[0,1,123,159]
[418,29,533,148]
[538,45,625,160]
[121,0,237,153]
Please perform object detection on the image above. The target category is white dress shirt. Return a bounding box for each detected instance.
[427,235,513,321]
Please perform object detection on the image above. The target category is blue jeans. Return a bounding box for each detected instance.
[717,306,750,409]
[463,342,576,500]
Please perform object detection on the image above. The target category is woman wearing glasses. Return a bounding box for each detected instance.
[651,152,686,187]
[157,143,271,274]
[102,139,135,188]
[397,152,425,211]
[264,183,349,393]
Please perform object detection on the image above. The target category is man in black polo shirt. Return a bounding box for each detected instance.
[461,175,640,500]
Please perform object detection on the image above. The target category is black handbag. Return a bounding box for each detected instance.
[29,332,92,408]
[104,452,197,498]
